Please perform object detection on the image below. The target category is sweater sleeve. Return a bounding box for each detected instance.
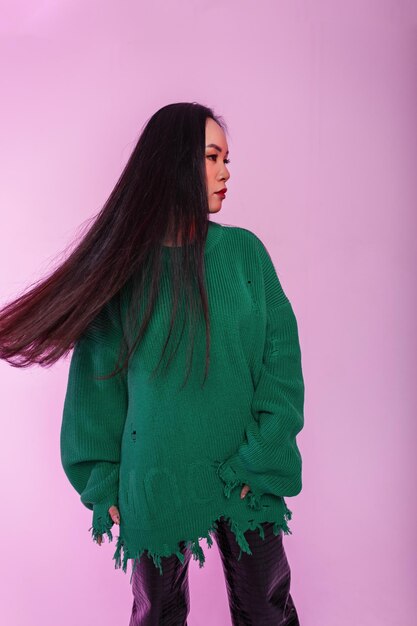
[216,236,305,509]
[60,294,128,544]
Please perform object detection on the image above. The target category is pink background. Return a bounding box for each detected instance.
[1,2,416,625]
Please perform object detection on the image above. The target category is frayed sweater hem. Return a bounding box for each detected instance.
[95,504,293,583]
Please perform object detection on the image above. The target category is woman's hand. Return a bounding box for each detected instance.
[96,505,120,546]
[240,484,251,499]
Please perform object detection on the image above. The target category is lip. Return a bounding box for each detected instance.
[215,188,227,194]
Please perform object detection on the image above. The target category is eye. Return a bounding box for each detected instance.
[206,154,231,164]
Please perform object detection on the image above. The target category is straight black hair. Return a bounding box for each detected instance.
[0,102,229,389]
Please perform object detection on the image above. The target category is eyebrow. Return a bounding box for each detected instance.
[206,143,229,156]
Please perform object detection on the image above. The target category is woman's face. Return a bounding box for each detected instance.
[205,118,230,214]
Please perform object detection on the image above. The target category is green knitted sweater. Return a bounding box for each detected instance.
[60,220,305,582]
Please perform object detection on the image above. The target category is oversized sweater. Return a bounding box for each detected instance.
[60,220,305,582]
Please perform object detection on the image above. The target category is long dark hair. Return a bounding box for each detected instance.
[0,102,229,388]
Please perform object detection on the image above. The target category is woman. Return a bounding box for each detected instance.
[0,102,304,625]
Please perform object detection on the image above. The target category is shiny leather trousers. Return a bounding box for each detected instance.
[129,516,300,626]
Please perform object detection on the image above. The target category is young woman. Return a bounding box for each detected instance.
[0,102,304,625]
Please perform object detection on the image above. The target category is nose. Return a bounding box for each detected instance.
[221,166,230,181]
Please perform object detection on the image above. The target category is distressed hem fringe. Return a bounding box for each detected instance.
[102,505,292,584]
[88,464,293,583]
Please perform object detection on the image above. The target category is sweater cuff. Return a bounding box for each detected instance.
[88,493,119,544]
[216,454,264,511]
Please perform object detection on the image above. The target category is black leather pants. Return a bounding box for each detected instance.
[129,516,300,626]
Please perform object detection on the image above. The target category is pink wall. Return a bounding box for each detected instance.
[1,2,416,625]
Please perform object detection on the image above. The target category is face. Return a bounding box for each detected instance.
[205,117,231,214]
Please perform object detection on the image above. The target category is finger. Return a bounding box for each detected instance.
[97,534,102,546]
[108,506,120,524]
[242,484,252,498]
